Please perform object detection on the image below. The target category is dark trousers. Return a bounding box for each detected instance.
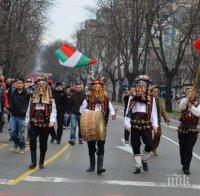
[178,132,198,170]
[124,129,130,141]
[49,127,56,139]
[29,125,50,164]
[0,111,4,132]
[131,129,152,154]
[49,111,64,142]
[56,111,65,142]
[87,141,105,156]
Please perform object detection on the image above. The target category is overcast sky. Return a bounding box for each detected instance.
[43,0,96,44]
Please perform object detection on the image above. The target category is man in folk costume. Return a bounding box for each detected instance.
[25,76,57,169]
[178,87,200,175]
[80,78,116,175]
[150,85,170,156]
[124,75,158,174]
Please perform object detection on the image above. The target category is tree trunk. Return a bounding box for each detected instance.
[118,79,123,103]
[126,73,136,88]
[165,74,173,112]
[111,80,116,101]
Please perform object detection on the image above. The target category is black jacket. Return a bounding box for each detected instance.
[70,91,85,115]
[65,94,71,114]
[9,89,30,118]
[53,89,67,113]
[123,95,130,115]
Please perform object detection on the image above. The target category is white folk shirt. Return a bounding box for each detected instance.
[179,97,200,117]
[25,99,57,126]
[79,99,116,117]
[124,96,158,130]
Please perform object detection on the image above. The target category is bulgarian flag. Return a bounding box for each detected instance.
[54,44,97,68]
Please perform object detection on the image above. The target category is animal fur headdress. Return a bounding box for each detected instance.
[31,75,52,104]
[88,75,106,103]
[132,75,153,103]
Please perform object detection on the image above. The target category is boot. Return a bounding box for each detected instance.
[29,150,37,169]
[87,154,95,172]
[50,138,55,143]
[134,168,141,174]
[183,169,190,175]
[183,165,190,175]
[142,161,148,172]
[133,155,142,174]
[39,151,46,169]
[142,151,150,172]
[97,155,106,175]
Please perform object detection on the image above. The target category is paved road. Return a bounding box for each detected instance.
[0,105,200,196]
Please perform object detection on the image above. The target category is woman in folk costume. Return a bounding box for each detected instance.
[25,76,57,169]
[124,75,158,174]
[80,78,116,175]
[178,87,200,175]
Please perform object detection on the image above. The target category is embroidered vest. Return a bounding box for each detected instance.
[87,97,110,124]
[128,95,153,121]
[179,99,199,126]
[30,102,52,127]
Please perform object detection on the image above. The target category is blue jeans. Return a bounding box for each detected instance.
[63,113,70,127]
[70,114,80,141]
[11,116,25,149]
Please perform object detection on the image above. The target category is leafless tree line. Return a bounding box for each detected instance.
[0,0,53,77]
[77,0,200,111]
[41,0,200,111]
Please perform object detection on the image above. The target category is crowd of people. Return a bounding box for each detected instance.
[0,74,199,176]
[0,76,89,167]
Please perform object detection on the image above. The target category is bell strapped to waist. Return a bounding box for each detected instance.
[131,112,152,130]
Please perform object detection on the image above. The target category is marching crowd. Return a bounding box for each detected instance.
[0,76,88,168]
[0,74,199,176]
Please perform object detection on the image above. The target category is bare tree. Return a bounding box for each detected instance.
[0,0,53,77]
[148,0,200,111]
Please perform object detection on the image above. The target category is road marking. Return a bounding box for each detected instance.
[118,132,200,162]
[116,113,200,161]
[116,139,132,154]
[162,135,200,161]
[2,175,200,190]
[23,176,200,190]
[63,146,72,167]
[0,143,8,150]
[0,179,10,185]
[8,143,71,185]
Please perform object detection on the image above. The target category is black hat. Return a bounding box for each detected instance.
[17,78,25,83]
[56,82,62,87]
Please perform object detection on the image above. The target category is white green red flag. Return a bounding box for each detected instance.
[54,44,97,68]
